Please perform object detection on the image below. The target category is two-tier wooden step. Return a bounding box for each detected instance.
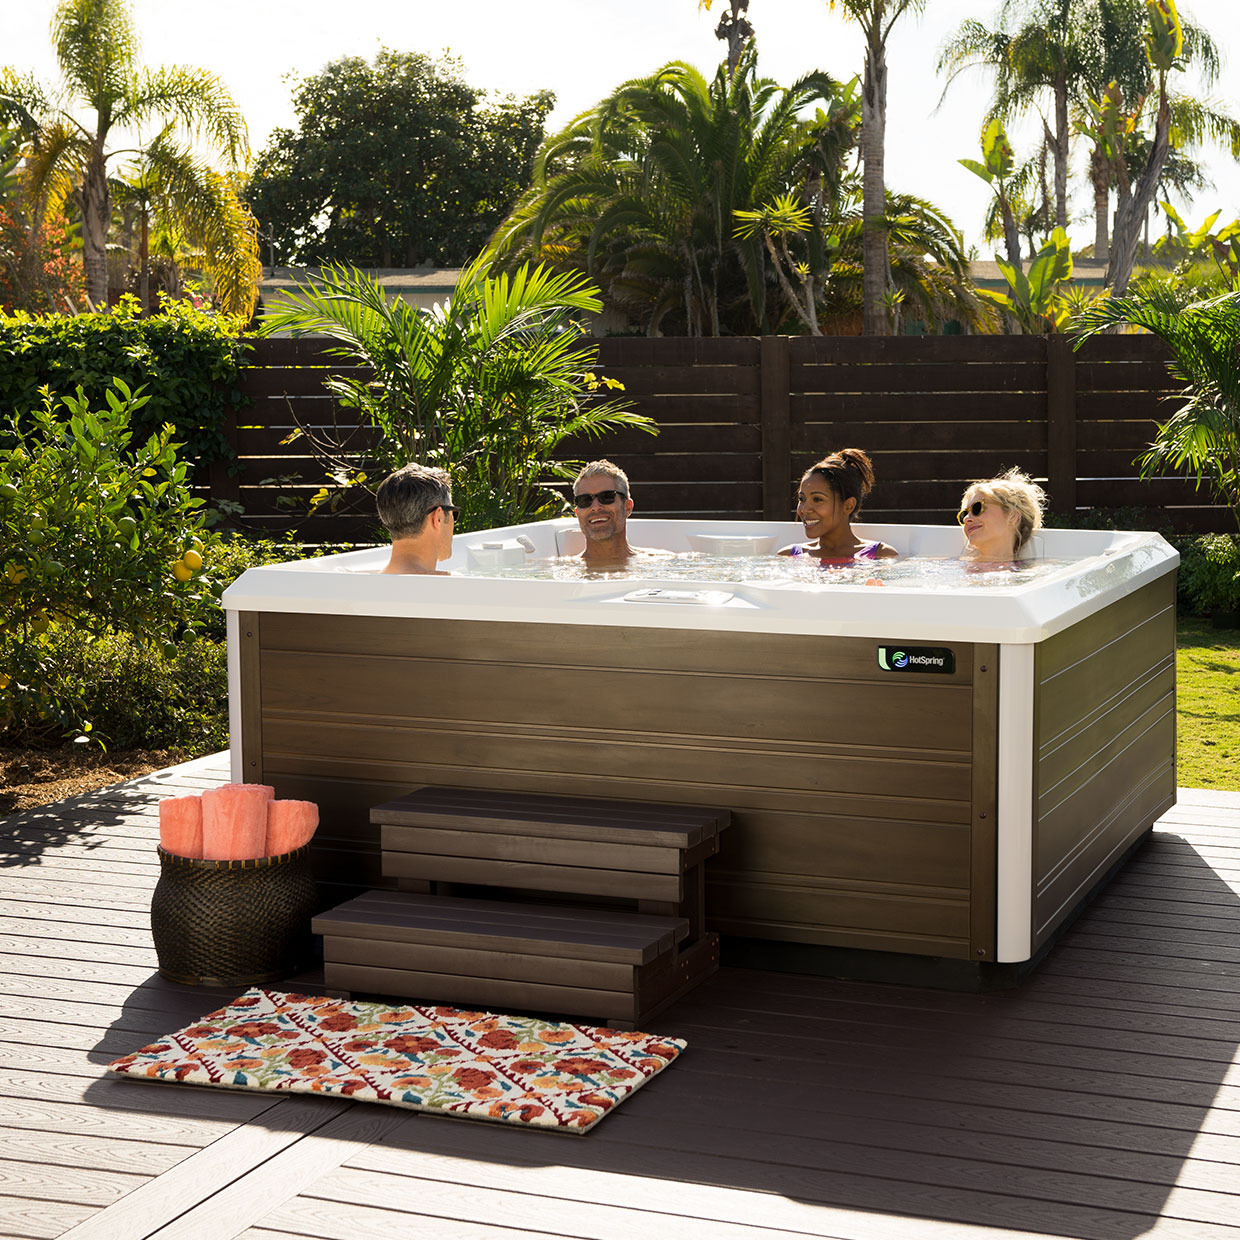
[313,787,730,1028]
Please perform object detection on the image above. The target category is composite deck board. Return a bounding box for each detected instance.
[2,755,1239,1239]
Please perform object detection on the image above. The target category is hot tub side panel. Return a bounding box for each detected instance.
[240,613,999,960]
[1031,574,1177,950]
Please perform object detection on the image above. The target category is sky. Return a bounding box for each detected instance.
[5,0,1240,256]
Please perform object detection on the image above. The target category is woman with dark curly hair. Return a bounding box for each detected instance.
[778,448,899,563]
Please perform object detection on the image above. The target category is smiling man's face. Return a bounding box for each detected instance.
[574,474,632,544]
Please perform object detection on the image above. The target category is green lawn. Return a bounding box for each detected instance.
[1177,616,1240,790]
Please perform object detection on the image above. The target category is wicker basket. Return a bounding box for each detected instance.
[151,845,318,986]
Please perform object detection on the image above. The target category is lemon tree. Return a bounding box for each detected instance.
[0,380,218,742]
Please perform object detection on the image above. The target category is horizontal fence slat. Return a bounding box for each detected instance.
[236,426,380,454]
[240,367,374,398]
[613,394,761,421]
[597,367,761,396]
[1078,422,1160,450]
[246,337,353,365]
[794,362,1049,394]
[1076,392,1178,419]
[563,424,760,455]
[796,423,1048,454]
[787,335,1046,363]
[792,393,1048,421]
[1078,476,1218,505]
[1075,361,1182,391]
[596,337,762,366]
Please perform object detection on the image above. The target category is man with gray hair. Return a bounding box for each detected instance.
[571,458,667,569]
[375,463,458,575]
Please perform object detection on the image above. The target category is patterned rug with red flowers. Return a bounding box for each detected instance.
[107,988,686,1134]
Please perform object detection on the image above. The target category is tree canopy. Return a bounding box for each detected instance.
[246,50,553,269]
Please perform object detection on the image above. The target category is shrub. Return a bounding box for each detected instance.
[0,297,250,467]
[1176,534,1240,616]
[2,630,229,751]
[0,381,218,739]
[2,531,351,750]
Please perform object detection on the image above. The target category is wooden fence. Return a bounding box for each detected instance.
[207,333,1224,542]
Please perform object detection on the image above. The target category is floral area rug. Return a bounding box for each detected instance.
[107,988,686,1133]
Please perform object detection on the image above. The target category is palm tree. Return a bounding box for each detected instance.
[827,0,927,336]
[259,260,657,530]
[1071,287,1240,529]
[1,0,250,310]
[489,49,844,336]
[938,0,1098,233]
[698,1,755,79]
[1077,0,1236,272]
[940,0,1234,269]
[111,133,260,315]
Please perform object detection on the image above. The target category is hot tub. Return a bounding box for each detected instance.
[222,519,1178,973]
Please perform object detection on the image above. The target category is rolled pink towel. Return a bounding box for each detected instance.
[201,783,274,860]
[266,799,319,856]
[158,795,203,858]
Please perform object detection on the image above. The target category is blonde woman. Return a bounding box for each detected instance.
[956,468,1046,567]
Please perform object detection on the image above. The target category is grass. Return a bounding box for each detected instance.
[1177,615,1240,790]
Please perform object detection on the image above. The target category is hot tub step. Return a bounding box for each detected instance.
[371,786,729,942]
[312,889,715,1029]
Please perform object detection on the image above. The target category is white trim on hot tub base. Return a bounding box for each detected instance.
[996,643,1035,962]
[227,609,243,785]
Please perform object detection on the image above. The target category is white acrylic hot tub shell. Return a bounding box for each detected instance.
[222,518,1176,645]
[223,520,1179,965]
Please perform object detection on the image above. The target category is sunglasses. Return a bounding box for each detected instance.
[438,504,460,516]
[956,498,989,524]
[573,489,626,508]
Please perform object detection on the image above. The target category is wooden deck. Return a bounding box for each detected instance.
[1,750,1238,1240]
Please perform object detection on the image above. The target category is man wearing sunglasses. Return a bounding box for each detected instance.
[571,459,666,569]
[376,462,459,575]
[567,458,654,567]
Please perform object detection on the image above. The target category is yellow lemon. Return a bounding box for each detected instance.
[172,559,193,582]
[182,549,203,571]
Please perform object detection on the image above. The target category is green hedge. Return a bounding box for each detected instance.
[1176,534,1240,616]
[0,298,251,466]
[2,535,350,751]
[3,630,232,752]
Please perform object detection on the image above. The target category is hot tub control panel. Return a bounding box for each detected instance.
[623,588,735,606]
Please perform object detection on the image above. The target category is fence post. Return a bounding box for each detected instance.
[1046,334,1077,514]
[760,336,791,520]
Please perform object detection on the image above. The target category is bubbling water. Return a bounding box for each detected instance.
[464,553,1071,588]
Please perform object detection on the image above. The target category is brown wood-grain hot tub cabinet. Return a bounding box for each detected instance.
[226,519,1178,985]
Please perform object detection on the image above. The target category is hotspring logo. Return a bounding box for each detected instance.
[877,645,956,674]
